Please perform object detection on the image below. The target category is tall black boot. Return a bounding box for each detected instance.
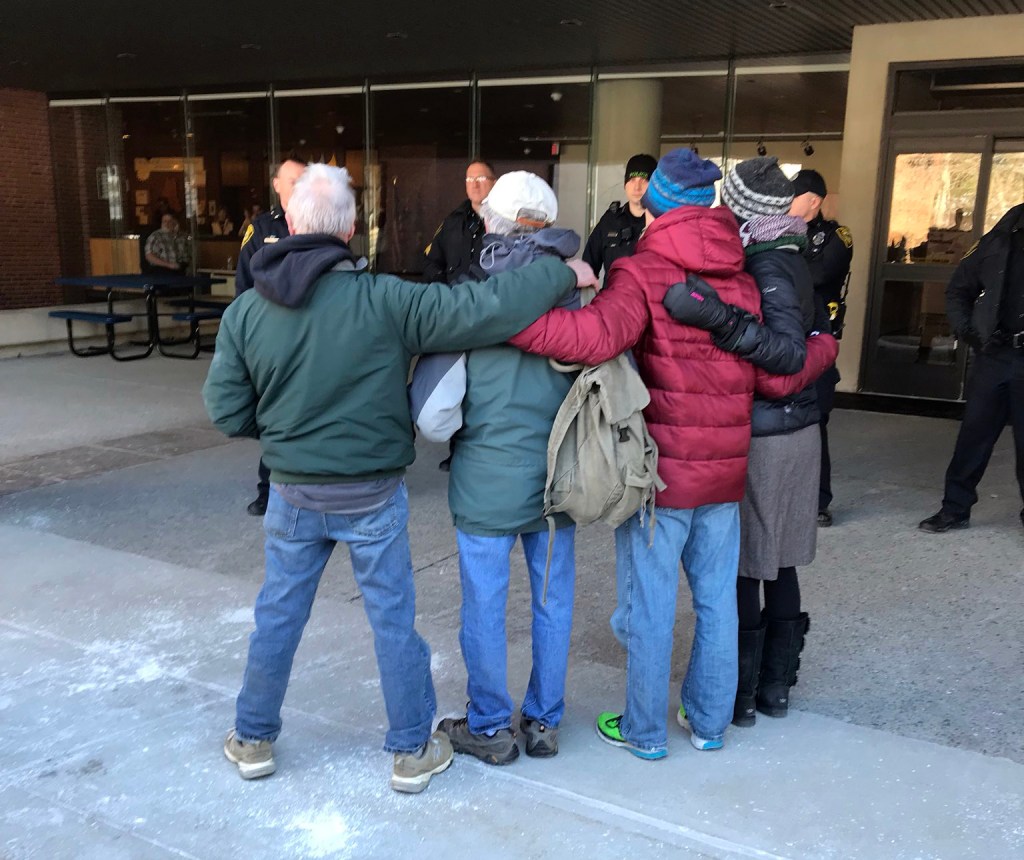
[733,625,766,727]
[756,612,810,718]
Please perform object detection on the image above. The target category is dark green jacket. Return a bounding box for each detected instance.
[448,228,581,536]
[203,234,575,484]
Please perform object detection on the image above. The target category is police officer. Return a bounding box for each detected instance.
[236,155,307,515]
[790,169,853,527]
[582,153,658,284]
[919,201,1024,533]
[423,161,496,283]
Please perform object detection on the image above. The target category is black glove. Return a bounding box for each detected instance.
[958,326,983,352]
[663,273,756,352]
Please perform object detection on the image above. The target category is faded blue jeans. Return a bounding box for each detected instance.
[455,527,576,735]
[612,503,739,752]
[235,482,436,753]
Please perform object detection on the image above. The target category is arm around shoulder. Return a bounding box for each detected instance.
[508,264,648,365]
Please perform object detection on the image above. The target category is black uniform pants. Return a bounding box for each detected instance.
[257,458,270,497]
[815,366,840,511]
[942,346,1024,517]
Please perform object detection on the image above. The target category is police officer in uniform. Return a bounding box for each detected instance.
[582,153,658,284]
[236,155,307,515]
[423,161,496,284]
[790,169,853,527]
[919,201,1024,533]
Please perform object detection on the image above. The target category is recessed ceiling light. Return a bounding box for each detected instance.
[768,1,788,8]
[116,52,137,60]
[386,31,408,39]
[560,18,583,26]
[240,43,261,51]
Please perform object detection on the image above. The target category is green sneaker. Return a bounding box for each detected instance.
[594,712,666,760]
[223,729,276,780]
[676,706,724,751]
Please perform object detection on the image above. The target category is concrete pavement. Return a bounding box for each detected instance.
[1,353,1022,859]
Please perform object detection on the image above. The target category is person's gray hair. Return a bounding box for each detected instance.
[480,199,540,237]
[286,163,356,238]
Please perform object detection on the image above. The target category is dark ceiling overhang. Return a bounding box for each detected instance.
[3,0,1024,96]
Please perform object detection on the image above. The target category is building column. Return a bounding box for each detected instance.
[591,79,663,225]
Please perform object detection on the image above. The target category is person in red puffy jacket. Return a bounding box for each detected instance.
[509,148,766,756]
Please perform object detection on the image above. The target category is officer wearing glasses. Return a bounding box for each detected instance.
[423,161,497,283]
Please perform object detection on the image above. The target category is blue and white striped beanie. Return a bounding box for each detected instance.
[641,148,722,217]
[721,157,794,222]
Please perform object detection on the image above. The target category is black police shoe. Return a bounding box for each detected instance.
[247,494,268,517]
[918,510,969,533]
[817,509,833,528]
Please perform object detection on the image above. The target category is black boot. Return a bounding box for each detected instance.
[756,613,810,718]
[733,625,766,727]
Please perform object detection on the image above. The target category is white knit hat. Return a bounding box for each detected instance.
[483,171,558,226]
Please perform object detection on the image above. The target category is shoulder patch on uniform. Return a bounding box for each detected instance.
[962,239,979,259]
[836,226,853,249]
[240,224,254,248]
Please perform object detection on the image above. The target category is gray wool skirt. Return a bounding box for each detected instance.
[738,424,821,581]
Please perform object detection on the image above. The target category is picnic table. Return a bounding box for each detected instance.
[51,274,228,360]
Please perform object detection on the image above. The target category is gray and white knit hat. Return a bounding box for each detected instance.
[721,157,794,222]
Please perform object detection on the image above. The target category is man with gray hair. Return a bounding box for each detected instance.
[203,163,593,793]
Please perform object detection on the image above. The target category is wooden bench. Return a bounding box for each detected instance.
[48,310,153,361]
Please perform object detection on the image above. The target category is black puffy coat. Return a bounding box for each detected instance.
[738,248,822,437]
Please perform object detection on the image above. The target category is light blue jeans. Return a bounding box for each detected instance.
[612,503,739,751]
[235,483,436,753]
[455,527,576,735]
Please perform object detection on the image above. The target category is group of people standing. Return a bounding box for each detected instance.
[206,147,852,794]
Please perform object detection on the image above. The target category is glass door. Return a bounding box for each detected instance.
[862,139,988,400]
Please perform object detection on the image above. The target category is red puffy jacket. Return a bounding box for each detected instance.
[509,205,761,509]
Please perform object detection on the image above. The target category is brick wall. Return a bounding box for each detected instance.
[0,88,62,310]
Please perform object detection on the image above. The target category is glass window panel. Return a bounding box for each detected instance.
[113,100,188,276]
[886,152,981,264]
[371,87,471,275]
[894,66,1024,113]
[985,150,1024,232]
[276,92,368,258]
[863,279,964,399]
[188,94,270,276]
[733,72,848,139]
[479,82,591,242]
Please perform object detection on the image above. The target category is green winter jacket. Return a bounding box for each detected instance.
[448,229,581,536]
[203,234,576,484]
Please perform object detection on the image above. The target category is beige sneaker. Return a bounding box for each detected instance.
[223,729,276,780]
[391,730,454,794]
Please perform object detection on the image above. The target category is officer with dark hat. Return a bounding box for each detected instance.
[236,154,307,515]
[919,201,1024,533]
[789,169,853,527]
[582,153,658,283]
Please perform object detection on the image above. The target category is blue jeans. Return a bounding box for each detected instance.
[612,503,739,750]
[455,527,576,735]
[235,483,436,753]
